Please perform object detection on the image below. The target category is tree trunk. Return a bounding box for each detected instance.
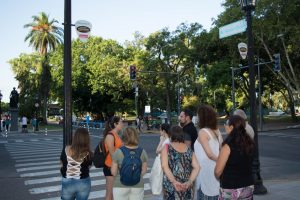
[287,89,297,122]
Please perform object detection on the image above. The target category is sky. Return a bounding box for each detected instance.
[0,0,224,102]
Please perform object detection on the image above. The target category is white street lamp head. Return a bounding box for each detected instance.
[238,42,248,59]
[240,0,256,10]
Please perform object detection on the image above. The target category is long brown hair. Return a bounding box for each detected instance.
[197,104,217,130]
[70,128,92,161]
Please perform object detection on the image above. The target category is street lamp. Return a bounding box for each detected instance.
[0,90,3,132]
[240,0,267,194]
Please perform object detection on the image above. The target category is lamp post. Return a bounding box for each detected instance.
[0,90,3,132]
[240,0,267,194]
[64,0,72,148]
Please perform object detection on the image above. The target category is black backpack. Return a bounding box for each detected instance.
[93,133,114,168]
[119,146,143,186]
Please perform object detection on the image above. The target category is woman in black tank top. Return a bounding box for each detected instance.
[215,115,255,200]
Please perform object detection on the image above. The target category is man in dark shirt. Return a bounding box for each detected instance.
[179,109,198,151]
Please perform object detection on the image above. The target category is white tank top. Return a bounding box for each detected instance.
[194,128,221,196]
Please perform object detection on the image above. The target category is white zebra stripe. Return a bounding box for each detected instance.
[13,153,60,159]
[16,161,59,167]
[16,157,59,163]
[25,171,104,185]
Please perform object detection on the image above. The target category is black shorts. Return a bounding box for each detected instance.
[103,165,112,176]
[22,125,27,128]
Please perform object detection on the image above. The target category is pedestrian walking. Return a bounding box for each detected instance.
[161,125,200,200]
[215,115,255,199]
[111,127,148,200]
[103,116,124,200]
[194,104,222,200]
[179,109,198,151]
[233,109,254,139]
[5,116,11,132]
[21,116,28,133]
[60,128,93,200]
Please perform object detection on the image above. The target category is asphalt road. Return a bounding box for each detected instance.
[0,128,299,200]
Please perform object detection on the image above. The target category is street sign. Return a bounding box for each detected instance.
[145,105,151,113]
[75,20,92,42]
[219,19,247,39]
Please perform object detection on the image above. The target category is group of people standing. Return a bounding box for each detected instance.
[156,106,255,200]
[59,105,255,200]
[60,116,149,200]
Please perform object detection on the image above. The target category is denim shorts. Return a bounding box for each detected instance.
[61,177,91,200]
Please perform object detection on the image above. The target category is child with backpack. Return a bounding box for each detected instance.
[111,127,148,200]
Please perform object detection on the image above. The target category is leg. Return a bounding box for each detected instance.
[105,176,114,200]
[75,177,91,200]
[128,187,144,200]
[61,178,76,200]
[113,187,130,200]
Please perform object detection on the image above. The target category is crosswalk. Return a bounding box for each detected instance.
[4,137,152,200]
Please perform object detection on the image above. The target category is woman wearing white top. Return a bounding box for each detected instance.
[194,105,222,200]
[156,123,171,154]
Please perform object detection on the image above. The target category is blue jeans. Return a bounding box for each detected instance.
[61,177,91,200]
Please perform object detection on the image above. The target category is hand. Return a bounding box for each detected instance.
[172,180,185,192]
[182,180,192,190]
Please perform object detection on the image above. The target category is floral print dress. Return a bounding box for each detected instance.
[163,144,194,200]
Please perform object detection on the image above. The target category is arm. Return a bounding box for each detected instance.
[141,162,148,176]
[105,134,116,156]
[156,136,165,154]
[214,144,230,178]
[198,130,218,161]
[183,152,200,189]
[161,144,183,192]
[111,161,118,176]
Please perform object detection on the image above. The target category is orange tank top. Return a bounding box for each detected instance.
[104,131,122,167]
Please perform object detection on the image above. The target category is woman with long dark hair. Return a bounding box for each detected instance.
[60,128,93,200]
[215,115,255,199]
[103,116,123,200]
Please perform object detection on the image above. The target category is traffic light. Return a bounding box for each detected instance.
[273,53,281,72]
[129,65,136,80]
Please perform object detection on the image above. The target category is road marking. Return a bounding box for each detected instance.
[17,164,61,172]
[8,149,61,155]
[15,139,24,142]
[16,161,59,167]
[16,157,59,163]
[0,141,7,144]
[12,153,60,160]
[25,171,104,185]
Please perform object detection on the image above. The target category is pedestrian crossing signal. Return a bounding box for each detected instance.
[130,65,136,80]
[273,53,281,72]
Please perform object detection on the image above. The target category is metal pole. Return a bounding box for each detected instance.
[177,73,180,115]
[258,59,263,131]
[231,67,236,111]
[246,6,267,194]
[63,0,72,148]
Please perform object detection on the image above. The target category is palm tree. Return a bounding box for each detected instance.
[24,12,63,124]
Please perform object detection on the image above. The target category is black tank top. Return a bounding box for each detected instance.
[220,142,254,189]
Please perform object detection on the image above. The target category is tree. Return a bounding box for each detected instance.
[24,12,63,124]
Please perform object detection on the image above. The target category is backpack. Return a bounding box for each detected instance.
[93,132,114,168]
[119,146,143,186]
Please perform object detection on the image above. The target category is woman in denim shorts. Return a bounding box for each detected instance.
[60,128,93,200]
